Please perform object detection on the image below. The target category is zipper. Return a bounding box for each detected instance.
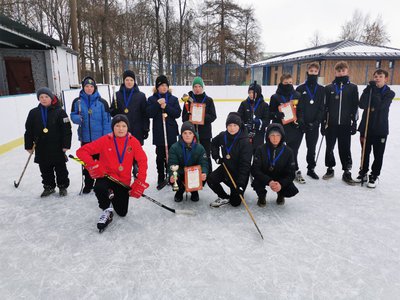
[338,83,343,125]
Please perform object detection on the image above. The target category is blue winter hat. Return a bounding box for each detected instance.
[81,76,97,89]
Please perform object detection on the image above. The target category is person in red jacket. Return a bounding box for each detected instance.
[76,114,149,231]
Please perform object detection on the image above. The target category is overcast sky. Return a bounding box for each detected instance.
[235,0,400,53]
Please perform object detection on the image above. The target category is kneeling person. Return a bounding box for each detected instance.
[168,121,208,202]
[251,123,299,206]
[208,112,253,207]
[76,114,149,231]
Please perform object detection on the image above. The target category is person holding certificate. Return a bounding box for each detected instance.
[167,121,209,202]
[208,112,252,208]
[251,123,299,207]
[182,77,217,171]
[269,74,304,183]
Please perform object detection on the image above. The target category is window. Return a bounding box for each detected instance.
[389,60,394,69]
[274,73,278,85]
[375,60,381,68]
[275,66,278,71]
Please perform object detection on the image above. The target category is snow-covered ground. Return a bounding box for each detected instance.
[1,102,400,299]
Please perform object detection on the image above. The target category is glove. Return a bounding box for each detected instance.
[86,162,106,179]
[369,80,376,87]
[320,122,327,136]
[143,130,149,140]
[350,120,357,135]
[276,112,285,120]
[129,179,149,198]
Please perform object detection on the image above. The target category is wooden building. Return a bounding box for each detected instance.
[251,40,400,85]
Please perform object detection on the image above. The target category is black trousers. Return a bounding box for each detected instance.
[285,125,303,170]
[81,142,99,188]
[359,135,387,177]
[94,178,129,216]
[252,178,298,198]
[39,161,69,188]
[156,144,172,179]
[200,138,212,172]
[304,127,320,170]
[207,165,243,207]
[325,124,352,170]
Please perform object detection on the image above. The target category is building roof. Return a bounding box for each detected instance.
[0,14,63,50]
[252,40,400,66]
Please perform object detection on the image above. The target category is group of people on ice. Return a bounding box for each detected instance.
[24,60,395,231]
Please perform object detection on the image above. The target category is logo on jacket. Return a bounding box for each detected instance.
[127,146,132,153]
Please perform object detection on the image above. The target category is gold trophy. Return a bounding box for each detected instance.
[170,165,179,191]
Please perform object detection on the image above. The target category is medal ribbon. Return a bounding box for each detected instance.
[267,145,285,169]
[123,87,135,110]
[194,94,207,104]
[305,84,318,100]
[334,81,348,96]
[281,94,293,103]
[182,141,195,166]
[224,130,242,156]
[113,135,129,166]
[40,105,48,129]
[247,97,261,114]
[380,85,387,95]
[158,93,169,105]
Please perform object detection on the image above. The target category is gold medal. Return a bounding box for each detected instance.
[118,165,124,171]
[88,108,92,114]
[226,154,231,159]
[124,108,129,113]
[43,128,48,133]
[310,100,314,104]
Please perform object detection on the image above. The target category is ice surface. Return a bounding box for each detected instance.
[1,102,400,299]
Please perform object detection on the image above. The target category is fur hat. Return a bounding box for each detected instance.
[81,76,97,90]
[111,114,130,131]
[226,112,242,127]
[181,121,196,135]
[36,87,54,100]
[156,75,169,89]
[123,70,136,81]
[192,76,204,88]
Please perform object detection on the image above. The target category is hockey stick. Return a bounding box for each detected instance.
[157,107,170,190]
[14,144,35,188]
[222,163,264,240]
[315,135,324,164]
[69,155,194,215]
[360,88,373,186]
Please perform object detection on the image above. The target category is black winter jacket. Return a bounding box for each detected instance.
[296,82,325,128]
[269,84,302,124]
[25,101,72,164]
[182,91,217,139]
[358,84,395,136]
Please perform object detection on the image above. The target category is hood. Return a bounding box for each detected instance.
[265,123,285,146]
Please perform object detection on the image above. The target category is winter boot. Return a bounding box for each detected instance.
[257,194,267,207]
[295,170,306,184]
[40,186,55,197]
[307,169,319,180]
[174,189,184,202]
[354,172,368,183]
[276,194,285,205]
[342,170,356,185]
[59,187,68,197]
[210,197,230,207]
[367,175,378,188]
[190,191,199,202]
[82,185,92,194]
[97,207,113,232]
[322,168,334,180]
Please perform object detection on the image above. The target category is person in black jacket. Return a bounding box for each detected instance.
[295,62,325,180]
[146,75,182,185]
[24,87,72,197]
[269,74,304,183]
[321,61,359,184]
[110,70,149,145]
[354,69,395,188]
[251,123,299,206]
[182,76,217,171]
[237,82,270,153]
[208,112,253,207]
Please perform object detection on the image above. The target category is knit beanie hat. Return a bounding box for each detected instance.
[112,114,130,131]
[156,75,170,89]
[192,76,204,88]
[36,87,54,100]
[181,121,196,135]
[226,112,242,127]
[123,70,136,81]
[266,123,285,142]
[81,76,97,89]
[248,82,262,98]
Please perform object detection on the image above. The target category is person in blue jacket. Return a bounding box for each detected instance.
[70,76,112,194]
[146,75,182,186]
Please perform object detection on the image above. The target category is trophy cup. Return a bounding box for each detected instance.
[170,165,179,191]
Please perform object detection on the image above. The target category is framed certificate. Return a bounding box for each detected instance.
[279,102,297,125]
[190,103,206,125]
[184,165,203,192]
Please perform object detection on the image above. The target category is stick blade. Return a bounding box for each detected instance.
[156,179,169,190]
[14,181,19,188]
[175,209,196,216]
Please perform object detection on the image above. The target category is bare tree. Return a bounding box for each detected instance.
[308,31,323,47]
